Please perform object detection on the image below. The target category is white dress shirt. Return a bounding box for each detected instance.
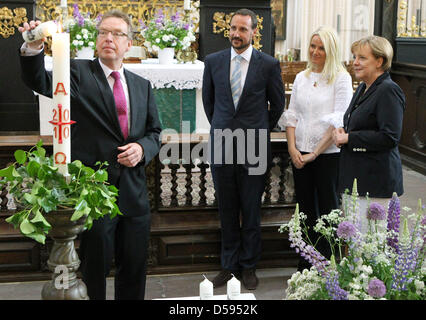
[230,45,253,92]
[283,70,353,154]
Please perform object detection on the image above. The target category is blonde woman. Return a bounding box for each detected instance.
[283,26,353,270]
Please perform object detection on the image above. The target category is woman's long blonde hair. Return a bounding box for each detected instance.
[305,26,347,84]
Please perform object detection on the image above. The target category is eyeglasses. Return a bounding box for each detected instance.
[98,29,129,39]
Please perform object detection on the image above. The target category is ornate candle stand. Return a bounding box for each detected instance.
[176,8,198,63]
[41,208,88,300]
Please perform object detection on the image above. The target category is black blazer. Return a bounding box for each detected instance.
[202,48,285,171]
[338,72,405,197]
[20,52,162,217]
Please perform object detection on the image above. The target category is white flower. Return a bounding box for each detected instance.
[81,28,88,34]
[155,38,160,43]
[72,40,79,46]
[83,34,88,39]
[88,41,94,47]
[162,35,169,42]
[78,40,84,46]
[76,34,82,40]
[414,279,424,294]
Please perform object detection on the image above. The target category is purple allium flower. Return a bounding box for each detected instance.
[367,202,386,220]
[368,279,386,298]
[387,193,401,253]
[183,23,190,30]
[336,221,357,239]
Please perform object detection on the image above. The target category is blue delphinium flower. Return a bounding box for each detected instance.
[386,193,401,253]
[325,271,348,300]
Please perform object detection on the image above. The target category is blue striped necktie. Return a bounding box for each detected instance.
[231,55,243,109]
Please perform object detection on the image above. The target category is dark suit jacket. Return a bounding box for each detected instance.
[202,48,285,170]
[20,52,162,217]
[338,72,405,197]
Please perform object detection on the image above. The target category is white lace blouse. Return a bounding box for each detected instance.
[282,70,353,154]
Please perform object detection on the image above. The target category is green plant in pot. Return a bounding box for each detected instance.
[0,140,122,244]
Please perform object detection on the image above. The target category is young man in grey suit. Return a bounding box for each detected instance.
[18,10,162,300]
[202,9,285,290]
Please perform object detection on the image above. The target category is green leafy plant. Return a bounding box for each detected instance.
[0,140,122,244]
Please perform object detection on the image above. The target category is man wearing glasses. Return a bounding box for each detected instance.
[18,10,162,300]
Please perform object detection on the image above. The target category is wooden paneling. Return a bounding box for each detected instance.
[391,62,426,175]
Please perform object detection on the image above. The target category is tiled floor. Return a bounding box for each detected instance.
[0,268,294,300]
[0,166,424,300]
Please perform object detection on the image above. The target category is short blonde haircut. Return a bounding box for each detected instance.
[306,26,347,84]
[351,36,393,71]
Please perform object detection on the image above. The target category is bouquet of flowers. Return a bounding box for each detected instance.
[279,179,425,300]
[140,10,196,53]
[64,4,99,51]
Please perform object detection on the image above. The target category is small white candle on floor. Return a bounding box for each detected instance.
[227,274,240,300]
[199,275,213,300]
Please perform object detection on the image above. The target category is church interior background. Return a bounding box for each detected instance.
[0,0,425,299]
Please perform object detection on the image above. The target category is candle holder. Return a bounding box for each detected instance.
[41,209,89,300]
[176,8,198,64]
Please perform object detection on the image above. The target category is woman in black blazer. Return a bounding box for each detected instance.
[333,36,405,231]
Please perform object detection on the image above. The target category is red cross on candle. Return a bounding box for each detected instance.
[49,104,76,144]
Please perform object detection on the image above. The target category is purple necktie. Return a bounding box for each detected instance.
[111,71,128,140]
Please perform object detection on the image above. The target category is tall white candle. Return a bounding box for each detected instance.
[184,0,191,10]
[200,276,213,300]
[51,31,72,176]
[226,275,240,300]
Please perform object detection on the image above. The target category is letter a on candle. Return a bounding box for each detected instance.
[54,82,68,95]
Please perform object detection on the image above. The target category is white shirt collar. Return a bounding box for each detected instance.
[231,44,253,63]
[98,59,126,82]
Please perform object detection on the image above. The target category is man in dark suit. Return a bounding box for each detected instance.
[18,10,161,299]
[202,9,285,290]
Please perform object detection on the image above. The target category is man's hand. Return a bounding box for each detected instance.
[18,20,44,50]
[117,143,144,168]
[333,127,349,148]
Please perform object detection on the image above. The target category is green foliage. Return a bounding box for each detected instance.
[0,140,122,244]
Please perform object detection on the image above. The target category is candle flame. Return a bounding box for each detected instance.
[57,20,63,33]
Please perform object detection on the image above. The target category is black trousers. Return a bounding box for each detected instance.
[211,164,266,272]
[291,152,340,259]
[79,213,151,300]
